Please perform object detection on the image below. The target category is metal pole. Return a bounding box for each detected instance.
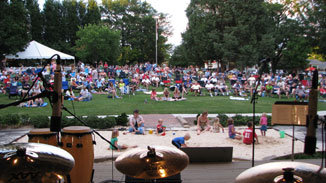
[292,124,295,161]
[155,18,158,66]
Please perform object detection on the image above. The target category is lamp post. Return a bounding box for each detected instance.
[153,16,158,66]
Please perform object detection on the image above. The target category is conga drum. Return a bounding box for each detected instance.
[28,128,58,146]
[61,126,94,183]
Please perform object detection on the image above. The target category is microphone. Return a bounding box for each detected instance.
[304,70,318,154]
[50,54,62,132]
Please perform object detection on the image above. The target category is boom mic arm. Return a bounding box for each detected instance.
[304,70,319,154]
[50,54,62,132]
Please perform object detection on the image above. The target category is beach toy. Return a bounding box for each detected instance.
[149,130,153,134]
[280,131,285,138]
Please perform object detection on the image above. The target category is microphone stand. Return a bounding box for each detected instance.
[250,60,268,167]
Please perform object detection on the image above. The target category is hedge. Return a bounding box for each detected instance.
[0,113,129,129]
[194,114,272,126]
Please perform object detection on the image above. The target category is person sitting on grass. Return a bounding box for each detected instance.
[128,109,145,135]
[110,129,137,151]
[163,87,170,100]
[151,88,159,101]
[212,117,224,133]
[118,79,125,96]
[191,82,201,96]
[65,87,78,101]
[243,121,259,145]
[107,82,118,99]
[173,87,181,100]
[228,118,241,140]
[172,133,190,149]
[197,111,211,135]
[156,119,166,136]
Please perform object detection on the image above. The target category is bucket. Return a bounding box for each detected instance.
[280,131,285,138]
[149,130,153,134]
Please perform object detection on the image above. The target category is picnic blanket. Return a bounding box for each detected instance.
[23,102,48,107]
[229,96,249,101]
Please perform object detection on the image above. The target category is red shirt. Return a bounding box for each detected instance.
[243,128,257,145]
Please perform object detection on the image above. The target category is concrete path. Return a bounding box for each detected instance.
[0,127,30,145]
[274,125,325,150]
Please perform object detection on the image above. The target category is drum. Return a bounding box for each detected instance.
[61,126,94,183]
[28,128,58,146]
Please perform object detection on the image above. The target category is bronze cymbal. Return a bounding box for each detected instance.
[235,161,326,183]
[0,143,75,183]
[115,146,189,179]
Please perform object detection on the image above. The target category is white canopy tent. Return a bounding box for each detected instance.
[5,40,75,60]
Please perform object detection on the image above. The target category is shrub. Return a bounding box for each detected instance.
[30,115,50,128]
[85,116,116,129]
[61,117,83,128]
[2,114,21,126]
[115,113,128,126]
[20,114,30,126]
[217,114,228,126]
[193,113,201,125]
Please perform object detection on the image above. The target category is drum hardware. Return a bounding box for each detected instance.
[115,146,189,179]
[274,168,303,183]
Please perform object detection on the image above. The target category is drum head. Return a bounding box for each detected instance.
[29,128,57,135]
[62,126,92,133]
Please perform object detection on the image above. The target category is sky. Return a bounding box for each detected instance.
[38,0,190,46]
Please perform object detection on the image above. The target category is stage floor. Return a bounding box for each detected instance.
[93,159,322,183]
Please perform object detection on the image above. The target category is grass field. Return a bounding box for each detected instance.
[1,90,326,116]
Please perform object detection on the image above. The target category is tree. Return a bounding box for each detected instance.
[101,0,171,65]
[25,0,43,42]
[0,0,29,60]
[43,0,64,50]
[74,24,120,64]
[84,0,101,25]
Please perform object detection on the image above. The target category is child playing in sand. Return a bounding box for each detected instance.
[212,117,224,133]
[243,121,259,145]
[172,133,190,148]
[260,112,268,136]
[156,119,166,136]
[110,129,137,151]
[228,118,241,140]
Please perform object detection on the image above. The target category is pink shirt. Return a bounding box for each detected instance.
[260,116,268,126]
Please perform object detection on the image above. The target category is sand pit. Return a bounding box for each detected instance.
[16,128,304,161]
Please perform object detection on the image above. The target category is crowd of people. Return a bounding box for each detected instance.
[1,61,325,104]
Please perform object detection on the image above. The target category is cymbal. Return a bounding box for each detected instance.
[0,143,75,183]
[115,146,189,179]
[235,161,326,183]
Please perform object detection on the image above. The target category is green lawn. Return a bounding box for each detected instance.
[1,91,325,116]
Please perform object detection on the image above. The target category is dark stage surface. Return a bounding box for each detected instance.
[93,159,322,183]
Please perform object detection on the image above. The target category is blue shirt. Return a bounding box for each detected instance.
[172,137,185,148]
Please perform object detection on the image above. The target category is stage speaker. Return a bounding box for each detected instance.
[272,101,308,126]
[125,173,181,183]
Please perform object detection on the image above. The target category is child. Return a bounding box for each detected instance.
[151,88,159,101]
[118,79,125,95]
[228,118,241,140]
[212,117,224,133]
[243,122,259,145]
[156,119,166,136]
[260,112,268,136]
[110,129,137,151]
[172,133,190,148]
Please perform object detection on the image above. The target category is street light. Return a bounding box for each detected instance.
[153,15,159,66]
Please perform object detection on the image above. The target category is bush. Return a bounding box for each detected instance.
[85,116,116,129]
[217,114,229,126]
[30,115,50,128]
[193,113,201,125]
[62,117,84,128]
[115,113,128,126]
[2,114,21,126]
[20,114,30,126]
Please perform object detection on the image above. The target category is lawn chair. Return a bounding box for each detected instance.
[62,81,69,90]
[8,85,18,99]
